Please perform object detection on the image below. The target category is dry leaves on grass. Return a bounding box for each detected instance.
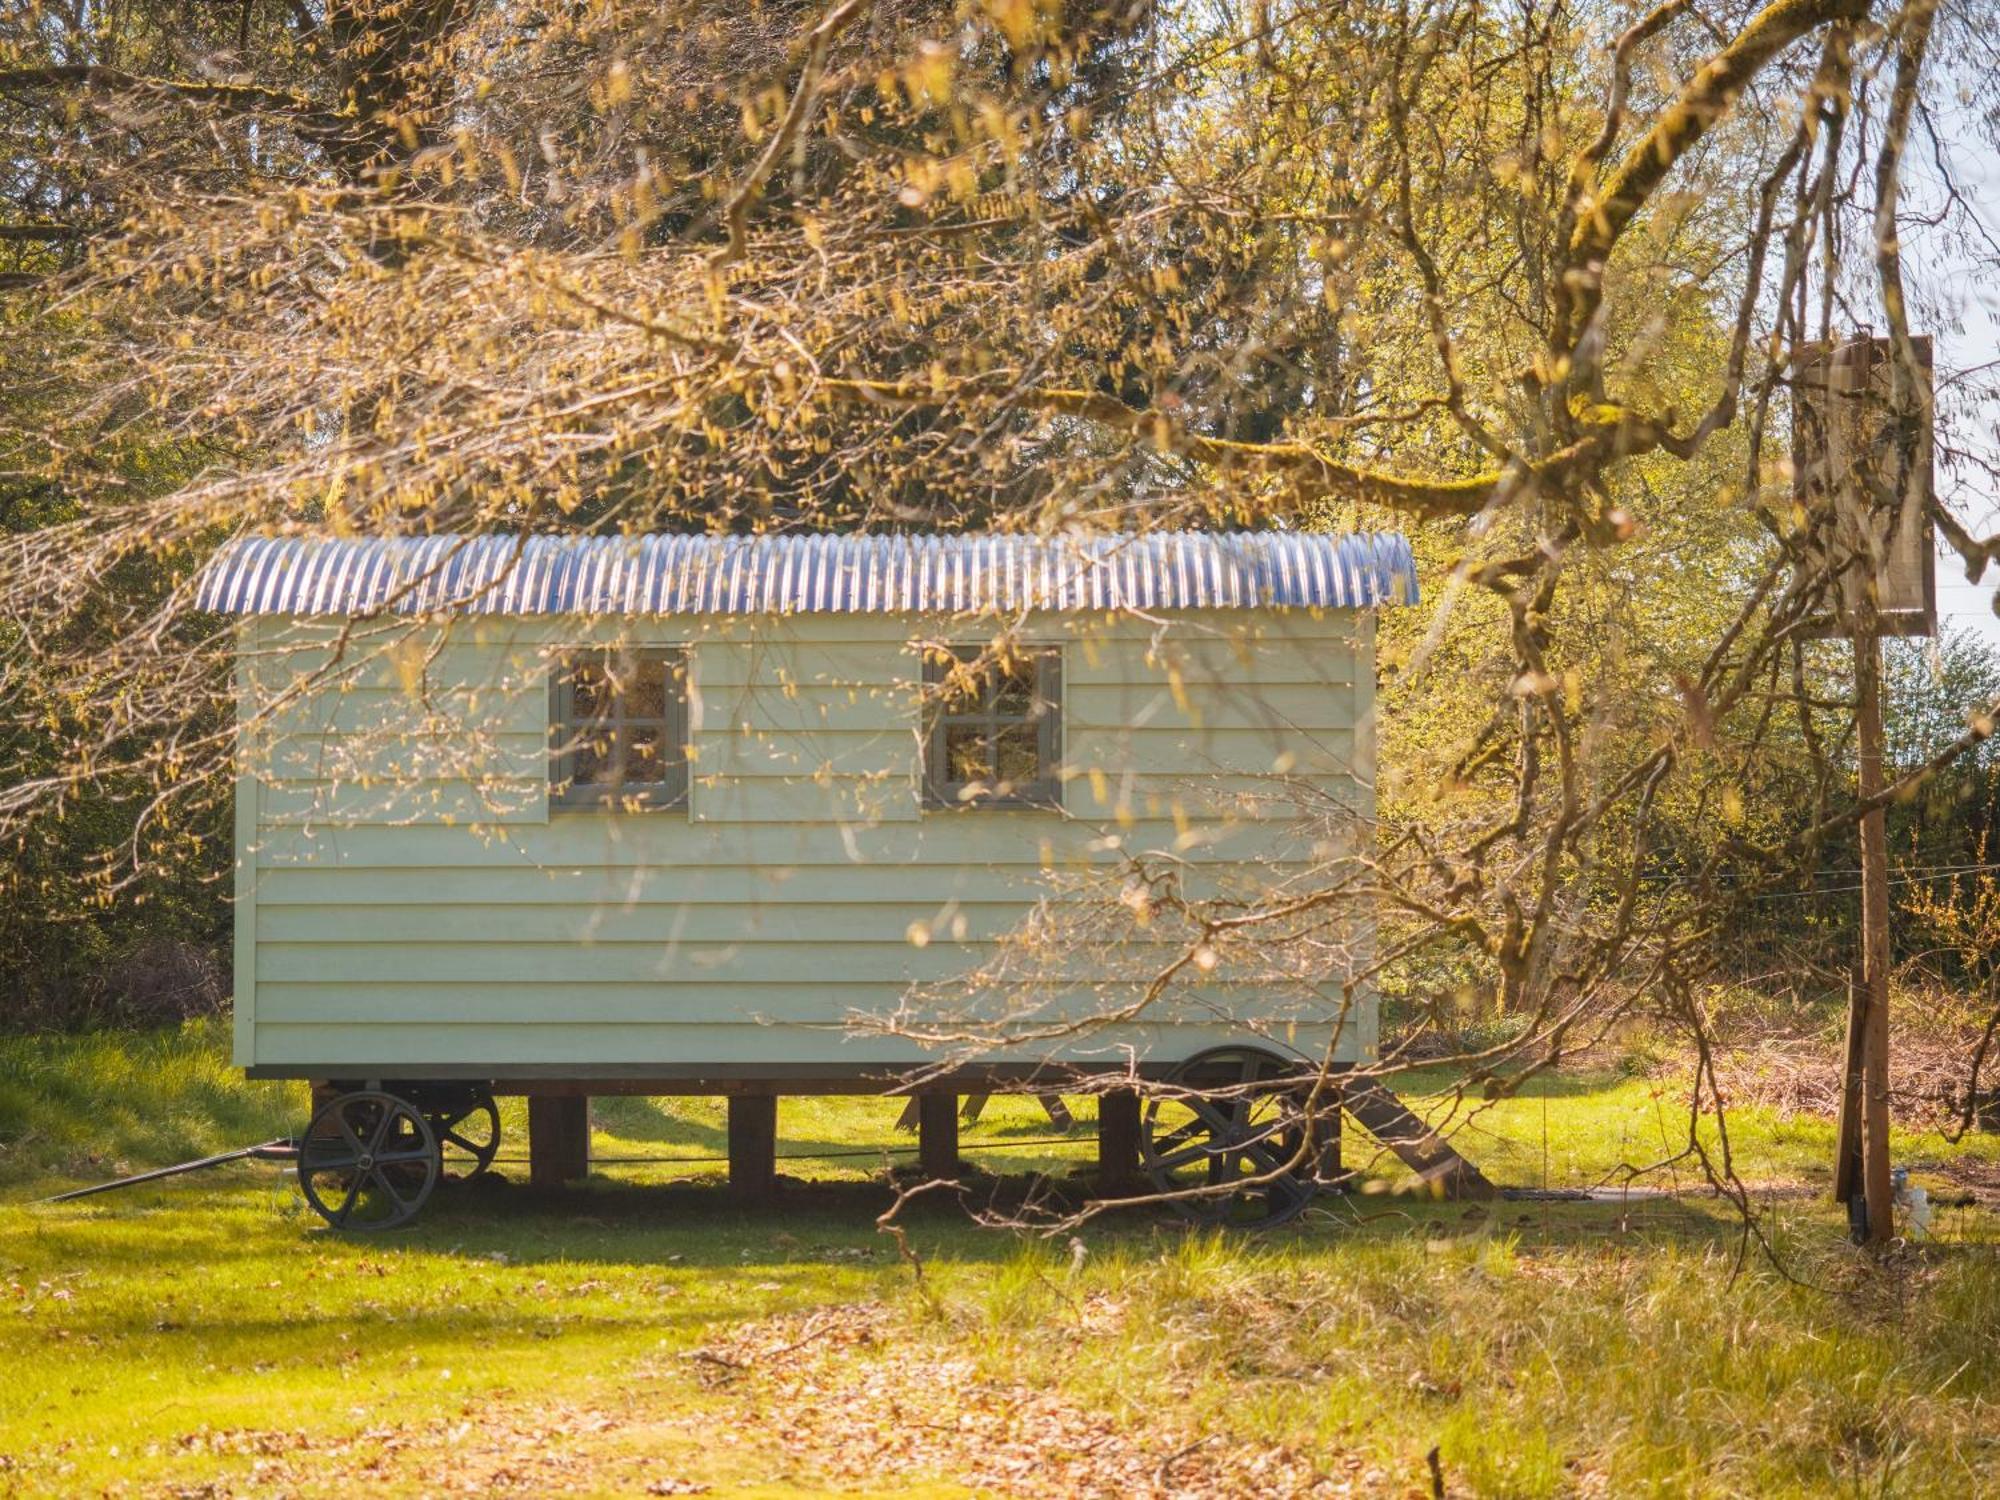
[144,1405,657,1498]
[692,1303,1403,1498]
[132,1302,1412,1497]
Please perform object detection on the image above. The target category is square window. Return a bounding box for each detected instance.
[923,645,1060,809]
[551,648,688,810]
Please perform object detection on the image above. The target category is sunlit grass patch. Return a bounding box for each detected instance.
[0,1020,303,1188]
[2,1024,1998,1495]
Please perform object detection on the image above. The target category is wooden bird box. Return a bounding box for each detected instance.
[1791,335,1936,638]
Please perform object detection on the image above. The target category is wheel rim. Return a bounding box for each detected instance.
[1141,1046,1326,1229]
[299,1091,439,1231]
[428,1095,500,1178]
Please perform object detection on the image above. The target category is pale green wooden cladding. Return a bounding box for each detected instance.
[232,609,1380,1077]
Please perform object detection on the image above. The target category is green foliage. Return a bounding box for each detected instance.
[0,550,231,1028]
[0,294,230,1028]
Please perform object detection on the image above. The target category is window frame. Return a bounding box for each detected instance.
[548,646,690,811]
[921,644,1063,810]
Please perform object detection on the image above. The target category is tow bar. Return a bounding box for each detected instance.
[43,1140,300,1203]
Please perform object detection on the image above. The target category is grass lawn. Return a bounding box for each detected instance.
[2,1020,1998,1497]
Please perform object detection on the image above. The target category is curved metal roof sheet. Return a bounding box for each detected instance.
[197,531,1418,616]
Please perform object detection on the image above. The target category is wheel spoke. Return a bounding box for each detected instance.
[1151,1138,1218,1172]
[1237,1135,1295,1180]
[373,1169,412,1214]
[1265,1171,1307,1205]
[1184,1097,1242,1141]
[1151,1118,1203,1153]
[442,1129,483,1155]
[334,1109,365,1155]
[374,1147,436,1166]
[303,1151,361,1174]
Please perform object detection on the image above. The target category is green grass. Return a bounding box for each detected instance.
[0,1023,299,1188]
[2,1021,1998,1496]
[1386,1061,2000,1192]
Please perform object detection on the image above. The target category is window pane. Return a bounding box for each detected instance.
[992,660,1034,716]
[627,726,665,784]
[571,659,614,721]
[623,660,669,720]
[936,659,983,712]
[993,724,1039,789]
[571,725,614,786]
[554,650,686,806]
[945,725,988,784]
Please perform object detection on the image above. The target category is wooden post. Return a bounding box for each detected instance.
[727,1094,778,1202]
[1097,1088,1142,1195]
[1853,629,1895,1244]
[527,1094,590,1187]
[1832,974,1867,1211]
[917,1092,959,1178]
[1319,1085,1346,1189]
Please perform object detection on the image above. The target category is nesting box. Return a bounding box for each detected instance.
[1791,335,1936,637]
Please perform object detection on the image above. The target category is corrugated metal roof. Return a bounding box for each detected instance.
[197,531,1418,616]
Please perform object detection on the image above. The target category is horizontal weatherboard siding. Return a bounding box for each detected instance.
[236,604,1377,1073]
[252,982,1354,1028]
[247,1021,1357,1070]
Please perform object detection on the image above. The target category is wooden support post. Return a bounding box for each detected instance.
[1319,1086,1346,1189]
[1097,1088,1142,1195]
[527,1094,590,1187]
[917,1092,959,1178]
[1853,629,1895,1245]
[728,1094,778,1202]
[1832,974,1867,1212]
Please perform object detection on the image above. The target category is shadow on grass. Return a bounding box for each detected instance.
[419,1162,1151,1253]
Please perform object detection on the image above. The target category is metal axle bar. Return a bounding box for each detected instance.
[43,1139,298,1204]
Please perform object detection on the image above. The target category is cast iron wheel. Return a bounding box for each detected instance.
[427,1093,501,1179]
[298,1090,440,1231]
[1141,1045,1328,1229]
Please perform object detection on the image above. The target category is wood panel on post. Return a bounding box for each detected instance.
[917,1092,959,1178]
[727,1094,779,1201]
[1096,1088,1142,1196]
[1793,334,1935,1248]
[527,1094,590,1187]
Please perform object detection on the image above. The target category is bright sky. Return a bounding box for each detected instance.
[1918,96,2000,649]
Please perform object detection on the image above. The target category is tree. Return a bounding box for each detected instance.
[5,0,2000,1224]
